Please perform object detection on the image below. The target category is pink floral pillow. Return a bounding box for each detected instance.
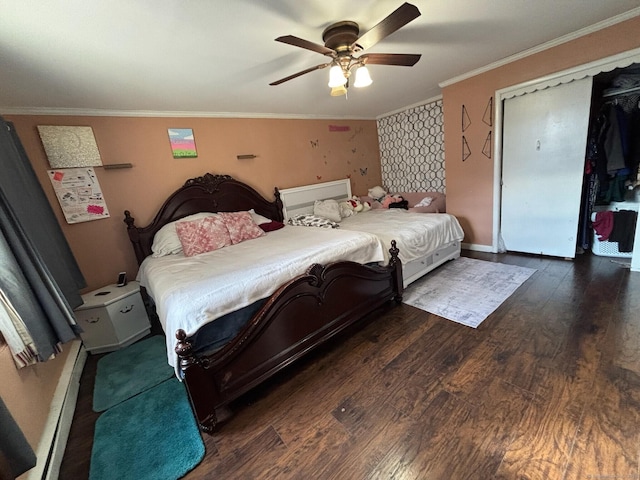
[220,211,266,244]
[175,215,231,257]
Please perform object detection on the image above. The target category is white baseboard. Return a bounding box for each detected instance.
[461,243,495,253]
[26,341,86,480]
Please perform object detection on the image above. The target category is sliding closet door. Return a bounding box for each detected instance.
[500,77,593,258]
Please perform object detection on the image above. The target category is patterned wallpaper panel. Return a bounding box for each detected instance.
[377,99,445,193]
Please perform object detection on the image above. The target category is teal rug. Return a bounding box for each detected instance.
[89,377,205,480]
[93,335,173,412]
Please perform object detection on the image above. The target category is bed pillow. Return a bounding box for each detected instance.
[175,215,231,257]
[248,208,272,225]
[151,212,218,257]
[313,199,342,223]
[288,214,340,229]
[220,211,266,244]
[397,191,446,213]
[259,220,285,232]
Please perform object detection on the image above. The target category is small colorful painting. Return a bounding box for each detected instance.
[168,128,197,158]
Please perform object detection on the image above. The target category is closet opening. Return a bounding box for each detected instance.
[580,63,640,259]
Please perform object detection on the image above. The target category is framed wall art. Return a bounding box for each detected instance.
[168,128,197,158]
[37,125,102,168]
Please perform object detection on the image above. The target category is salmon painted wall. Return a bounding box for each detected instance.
[6,115,381,291]
[0,115,380,468]
[442,16,640,247]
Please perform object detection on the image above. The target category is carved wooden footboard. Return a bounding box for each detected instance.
[175,243,402,433]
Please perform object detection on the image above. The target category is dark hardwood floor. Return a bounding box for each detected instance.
[59,250,640,479]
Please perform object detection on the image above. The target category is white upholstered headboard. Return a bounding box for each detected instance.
[279,178,352,220]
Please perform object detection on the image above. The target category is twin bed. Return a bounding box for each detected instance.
[279,178,463,286]
[124,173,463,432]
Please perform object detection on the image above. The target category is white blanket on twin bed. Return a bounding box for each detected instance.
[338,209,465,264]
[137,225,384,368]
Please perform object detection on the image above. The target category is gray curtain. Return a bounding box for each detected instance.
[0,397,36,478]
[0,118,86,360]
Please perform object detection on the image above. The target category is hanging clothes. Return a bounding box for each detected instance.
[603,104,626,173]
[581,71,640,252]
[591,94,640,204]
[578,158,599,250]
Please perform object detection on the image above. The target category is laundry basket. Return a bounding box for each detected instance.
[591,201,639,258]
[591,232,632,257]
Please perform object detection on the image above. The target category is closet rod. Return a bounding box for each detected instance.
[602,85,640,98]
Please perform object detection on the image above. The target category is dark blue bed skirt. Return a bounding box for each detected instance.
[186,298,268,357]
[155,261,381,358]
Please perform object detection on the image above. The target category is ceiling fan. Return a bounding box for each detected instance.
[269,2,421,96]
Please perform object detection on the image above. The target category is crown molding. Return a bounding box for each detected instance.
[377,94,443,120]
[439,7,640,88]
[0,107,374,121]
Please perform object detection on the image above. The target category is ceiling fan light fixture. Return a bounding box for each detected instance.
[270,3,421,90]
[354,65,373,88]
[330,84,348,96]
[328,64,347,87]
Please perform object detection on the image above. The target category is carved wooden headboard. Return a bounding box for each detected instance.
[124,173,284,264]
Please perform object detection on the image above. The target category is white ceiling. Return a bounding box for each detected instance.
[1,0,639,119]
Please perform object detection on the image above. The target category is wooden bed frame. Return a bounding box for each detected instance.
[124,173,403,433]
[279,178,461,287]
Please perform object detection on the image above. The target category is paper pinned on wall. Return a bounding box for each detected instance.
[47,168,110,224]
[38,125,103,168]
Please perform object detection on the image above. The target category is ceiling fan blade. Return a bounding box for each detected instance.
[360,53,421,67]
[269,63,330,86]
[353,3,421,51]
[275,35,335,56]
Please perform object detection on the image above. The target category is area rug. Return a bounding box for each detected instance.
[89,377,205,480]
[92,335,173,412]
[403,257,536,328]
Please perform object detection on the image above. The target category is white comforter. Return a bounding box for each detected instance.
[339,209,465,264]
[137,225,384,367]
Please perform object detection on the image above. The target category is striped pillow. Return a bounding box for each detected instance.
[287,214,340,229]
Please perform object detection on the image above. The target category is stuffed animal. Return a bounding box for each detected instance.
[352,196,372,212]
[339,200,355,218]
[347,195,364,212]
[339,195,371,218]
[367,186,387,202]
[381,194,402,208]
[340,196,367,217]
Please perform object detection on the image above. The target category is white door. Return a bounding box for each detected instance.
[500,77,593,258]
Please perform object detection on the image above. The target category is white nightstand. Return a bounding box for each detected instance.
[74,281,151,354]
